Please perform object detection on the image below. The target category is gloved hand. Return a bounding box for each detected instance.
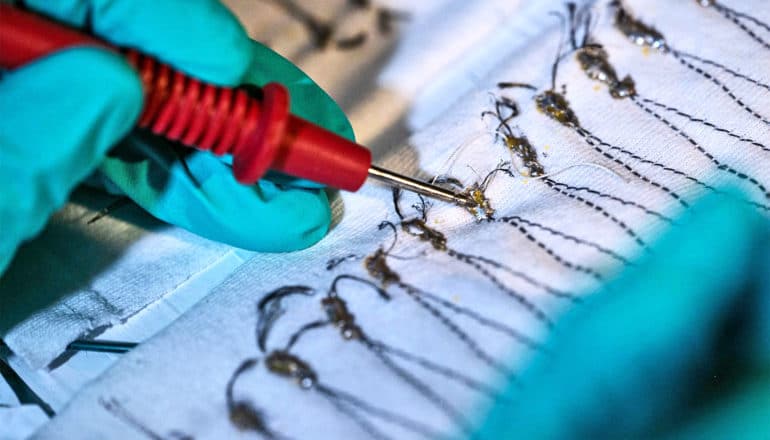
[475,189,770,439]
[0,0,354,274]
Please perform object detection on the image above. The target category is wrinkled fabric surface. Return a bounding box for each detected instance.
[15,0,770,438]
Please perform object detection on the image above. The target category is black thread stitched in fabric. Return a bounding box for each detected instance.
[675,51,770,93]
[256,280,466,437]
[256,286,316,352]
[262,344,443,439]
[226,358,291,439]
[575,126,717,195]
[496,215,632,265]
[314,386,393,440]
[714,3,770,51]
[392,193,573,312]
[369,340,503,399]
[359,337,471,436]
[330,274,392,301]
[284,320,329,351]
[632,97,770,203]
[494,213,604,281]
[572,127,696,207]
[716,3,770,33]
[444,250,557,325]
[671,50,770,127]
[397,281,518,373]
[640,97,770,155]
[448,247,577,302]
[326,277,480,432]
[542,178,649,248]
[415,289,542,350]
[315,382,441,439]
[547,180,674,223]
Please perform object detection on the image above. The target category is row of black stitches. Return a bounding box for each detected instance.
[552,3,770,210]
[483,87,674,268]
[612,0,770,129]
[485,87,666,249]
[253,255,524,436]
[392,191,577,322]
[698,0,770,52]
[248,283,452,439]
[558,3,719,202]
[609,2,770,197]
[553,3,713,207]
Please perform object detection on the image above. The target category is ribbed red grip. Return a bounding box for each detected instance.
[0,3,372,191]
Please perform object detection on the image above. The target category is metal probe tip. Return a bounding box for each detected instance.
[367,165,474,207]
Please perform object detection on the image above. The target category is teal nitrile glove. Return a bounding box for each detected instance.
[475,189,770,440]
[0,0,353,274]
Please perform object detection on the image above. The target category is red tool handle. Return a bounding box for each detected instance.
[0,3,371,191]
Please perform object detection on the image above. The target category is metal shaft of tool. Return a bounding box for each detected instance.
[368,165,471,206]
[67,340,138,354]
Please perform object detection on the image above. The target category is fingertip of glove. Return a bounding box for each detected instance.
[233,187,332,252]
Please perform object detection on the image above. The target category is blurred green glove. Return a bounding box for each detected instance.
[476,190,770,439]
[0,0,354,274]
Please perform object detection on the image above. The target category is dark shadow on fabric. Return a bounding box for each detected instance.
[0,187,165,336]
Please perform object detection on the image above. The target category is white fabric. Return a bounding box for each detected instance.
[0,374,47,440]
[0,189,230,369]
[32,0,770,438]
[0,406,48,440]
[1,250,248,413]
